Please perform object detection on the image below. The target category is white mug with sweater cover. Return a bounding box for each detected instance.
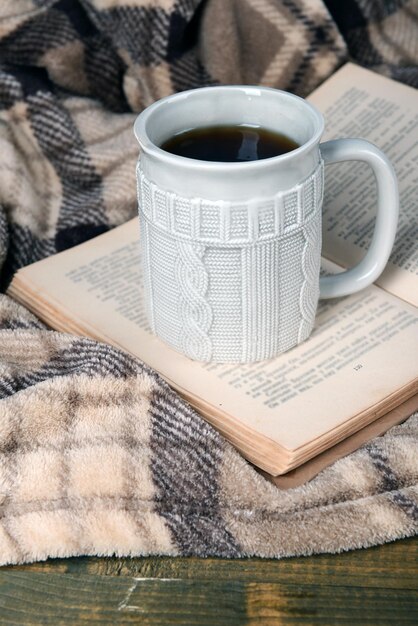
[134,86,398,363]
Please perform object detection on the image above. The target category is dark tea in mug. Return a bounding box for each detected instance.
[160,124,299,162]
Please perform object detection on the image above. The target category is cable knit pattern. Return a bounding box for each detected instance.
[138,161,324,362]
[298,214,322,343]
[175,240,213,361]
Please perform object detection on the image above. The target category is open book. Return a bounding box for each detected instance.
[8,64,418,481]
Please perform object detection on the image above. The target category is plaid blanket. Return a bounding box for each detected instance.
[0,0,417,565]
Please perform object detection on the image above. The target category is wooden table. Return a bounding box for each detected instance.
[0,537,416,624]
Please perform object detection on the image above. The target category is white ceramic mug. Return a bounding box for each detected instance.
[134,86,398,363]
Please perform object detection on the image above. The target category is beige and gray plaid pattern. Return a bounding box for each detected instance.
[0,1,417,565]
[325,0,418,87]
[0,295,417,565]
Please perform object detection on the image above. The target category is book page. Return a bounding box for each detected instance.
[308,63,418,306]
[263,394,418,489]
[11,220,418,455]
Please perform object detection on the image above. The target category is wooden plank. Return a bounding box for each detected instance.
[0,571,417,625]
[1,538,416,625]
[245,584,417,625]
[0,573,247,626]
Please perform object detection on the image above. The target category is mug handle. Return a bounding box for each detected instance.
[319,138,398,299]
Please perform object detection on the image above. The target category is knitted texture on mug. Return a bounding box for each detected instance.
[137,160,324,362]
